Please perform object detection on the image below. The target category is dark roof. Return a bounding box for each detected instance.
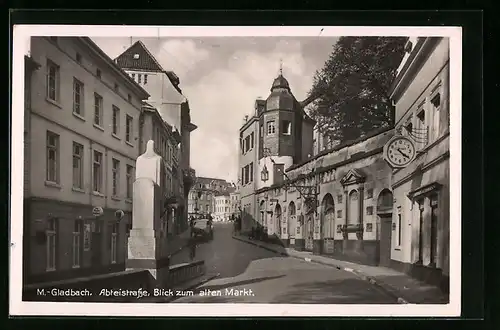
[81,38,150,100]
[115,41,165,72]
[271,74,291,91]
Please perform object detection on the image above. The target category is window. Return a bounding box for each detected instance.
[46,131,59,183]
[46,60,59,102]
[73,78,84,116]
[112,158,120,197]
[250,132,254,149]
[367,189,373,199]
[260,124,264,137]
[114,83,119,93]
[96,68,102,79]
[127,94,132,103]
[249,162,253,182]
[112,106,120,135]
[72,142,84,189]
[397,213,402,247]
[144,74,148,84]
[93,150,103,193]
[431,92,441,141]
[94,93,103,126]
[126,115,133,143]
[46,218,57,271]
[282,120,292,135]
[366,206,373,215]
[110,224,118,264]
[337,195,343,204]
[138,74,142,84]
[244,136,250,153]
[416,108,427,146]
[76,52,82,64]
[337,210,342,218]
[267,121,276,135]
[72,220,82,268]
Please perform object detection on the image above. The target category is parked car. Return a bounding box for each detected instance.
[191,218,214,240]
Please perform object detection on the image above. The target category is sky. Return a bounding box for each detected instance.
[92,36,339,183]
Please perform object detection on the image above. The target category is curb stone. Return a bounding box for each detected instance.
[232,235,410,304]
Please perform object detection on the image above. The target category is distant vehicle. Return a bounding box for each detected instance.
[191,218,214,240]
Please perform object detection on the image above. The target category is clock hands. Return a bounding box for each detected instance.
[396,148,410,159]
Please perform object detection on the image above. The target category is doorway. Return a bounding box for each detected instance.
[379,215,392,267]
[305,215,314,251]
[91,221,102,268]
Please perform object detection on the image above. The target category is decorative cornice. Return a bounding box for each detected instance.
[407,182,443,200]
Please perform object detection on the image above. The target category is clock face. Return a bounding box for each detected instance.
[386,137,416,167]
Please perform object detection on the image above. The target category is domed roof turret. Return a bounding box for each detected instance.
[266,74,295,111]
[271,74,290,91]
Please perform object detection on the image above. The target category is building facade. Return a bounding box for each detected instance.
[230,190,240,219]
[387,37,450,292]
[238,73,316,234]
[214,193,232,222]
[24,36,150,284]
[115,41,197,233]
[187,177,232,217]
[255,128,394,263]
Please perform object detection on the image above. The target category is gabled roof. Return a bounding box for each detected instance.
[115,40,165,72]
[340,168,367,186]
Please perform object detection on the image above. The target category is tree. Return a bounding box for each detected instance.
[308,37,407,144]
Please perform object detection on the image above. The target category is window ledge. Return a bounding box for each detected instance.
[112,133,121,140]
[72,265,81,269]
[46,268,56,272]
[93,123,105,132]
[72,187,85,194]
[125,141,134,147]
[111,196,122,201]
[73,112,86,122]
[111,261,117,264]
[45,97,62,109]
[45,181,61,189]
[125,199,132,204]
[92,191,105,198]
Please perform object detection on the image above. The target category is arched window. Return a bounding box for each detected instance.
[348,190,359,225]
[321,194,335,238]
[377,189,393,213]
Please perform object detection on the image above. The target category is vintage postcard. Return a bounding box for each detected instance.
[10,25,462,317]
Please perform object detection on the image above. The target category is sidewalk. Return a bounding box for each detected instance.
[233,235,449,304]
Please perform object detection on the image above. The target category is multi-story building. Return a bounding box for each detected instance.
[23,36,150,284]
[238,72,316,233]
[229,190,240,219]
[387,37,450,292]
[214,192,232,222]
[187,177,232,217]
[238,71,395,264]
[115,40,197,233]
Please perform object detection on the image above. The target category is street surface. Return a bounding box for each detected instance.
[173,223,397,304]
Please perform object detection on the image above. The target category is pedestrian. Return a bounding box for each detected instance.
[188,235,197,261]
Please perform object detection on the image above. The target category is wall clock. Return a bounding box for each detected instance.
[383,135,417,168]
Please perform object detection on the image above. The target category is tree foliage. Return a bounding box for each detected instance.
[307,36,407,144]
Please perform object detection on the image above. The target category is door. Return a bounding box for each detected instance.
[305,215,314,251]
[379,215,392,267]
[91,221,102,267]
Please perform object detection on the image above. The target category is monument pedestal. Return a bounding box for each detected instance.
[126,140,170,288]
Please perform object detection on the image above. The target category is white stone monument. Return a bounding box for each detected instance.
[126,140,169,287]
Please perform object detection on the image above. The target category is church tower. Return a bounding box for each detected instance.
[256,67,316,191]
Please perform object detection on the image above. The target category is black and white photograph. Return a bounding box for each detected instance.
[10,25,462,317]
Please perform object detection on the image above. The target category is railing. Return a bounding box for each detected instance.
[167,260,206,288]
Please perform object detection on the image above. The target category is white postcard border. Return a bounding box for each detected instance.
[10,25,462,317]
